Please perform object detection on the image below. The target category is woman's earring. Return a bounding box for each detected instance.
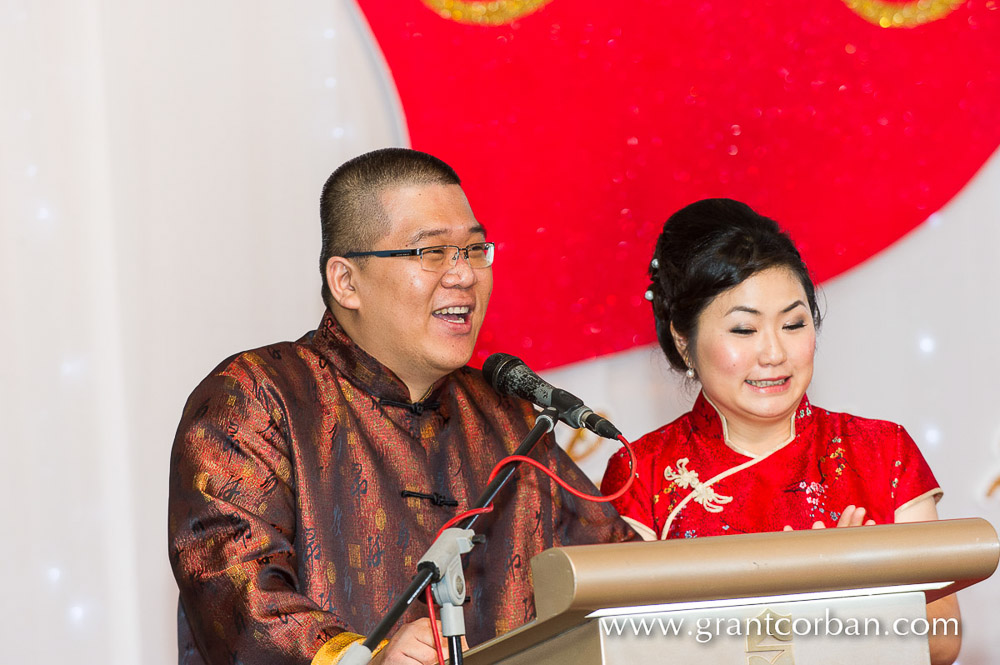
[686,366,696,379]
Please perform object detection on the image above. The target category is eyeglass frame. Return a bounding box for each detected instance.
[342,242,495,272]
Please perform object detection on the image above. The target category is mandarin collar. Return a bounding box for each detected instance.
[689,391,814,442]
[311,309,449,405]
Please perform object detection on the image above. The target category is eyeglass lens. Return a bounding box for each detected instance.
[419,243,493,271]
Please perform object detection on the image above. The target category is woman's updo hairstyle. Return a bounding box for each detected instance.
[647,198,821,373]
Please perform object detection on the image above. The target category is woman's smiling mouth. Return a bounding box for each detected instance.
[746,378,789,388]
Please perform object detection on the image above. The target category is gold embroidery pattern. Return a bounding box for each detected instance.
[310,632,367,665]
[841,0,963,28]
[821,443,847,479]
[664,458,733,513]
[421,0,554,25]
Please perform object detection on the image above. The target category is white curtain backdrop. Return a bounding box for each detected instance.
[2,2,997,663]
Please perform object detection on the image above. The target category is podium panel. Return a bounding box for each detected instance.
[499,591,931,665]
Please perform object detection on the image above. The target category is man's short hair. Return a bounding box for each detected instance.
[319,147,461,308]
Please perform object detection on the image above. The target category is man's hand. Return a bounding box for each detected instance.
[370,618,468,665]
[782,504,876,531]
[370,619,438,665]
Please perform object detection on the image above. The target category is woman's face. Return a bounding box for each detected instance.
[677,267,816,437]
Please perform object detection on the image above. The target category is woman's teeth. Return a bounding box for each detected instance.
[746,378,788,387]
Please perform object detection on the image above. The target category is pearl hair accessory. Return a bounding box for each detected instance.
[650,258,659,269]
[644,289,654,301]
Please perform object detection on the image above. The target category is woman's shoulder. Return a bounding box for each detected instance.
[806,402,910,442]
[630,410,700,455]
[605,410,698,483]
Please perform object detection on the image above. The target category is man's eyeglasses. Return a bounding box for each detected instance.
[343,242,495,273]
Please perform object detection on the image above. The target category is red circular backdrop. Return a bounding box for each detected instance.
[356,0,1000,369]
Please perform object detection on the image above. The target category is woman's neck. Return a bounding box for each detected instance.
[703,395,796,458]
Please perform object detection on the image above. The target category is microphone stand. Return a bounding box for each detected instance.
[339,407,560,665]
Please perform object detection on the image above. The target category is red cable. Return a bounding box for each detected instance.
[486,434,636,502]
[425,507,494,665]
[425,586,447,665]
[434,506,494,540]
[424,433,637,665]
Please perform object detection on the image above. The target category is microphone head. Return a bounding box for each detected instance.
[482,352,524,393]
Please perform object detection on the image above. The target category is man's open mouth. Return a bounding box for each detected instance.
[432,306,471,323]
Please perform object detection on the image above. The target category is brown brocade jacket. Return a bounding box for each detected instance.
[168,310,633,665]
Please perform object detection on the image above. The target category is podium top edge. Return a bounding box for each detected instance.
[531,517,999,620]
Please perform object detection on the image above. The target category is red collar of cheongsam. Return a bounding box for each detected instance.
[308,309,450,407]
[688,391,815,452]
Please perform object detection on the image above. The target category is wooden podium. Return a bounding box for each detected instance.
[464,518,999,664]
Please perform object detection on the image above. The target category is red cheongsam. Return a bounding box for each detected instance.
[601,393,941,541]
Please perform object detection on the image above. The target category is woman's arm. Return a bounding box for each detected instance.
[783,498,961,665]
[895,497,962,665]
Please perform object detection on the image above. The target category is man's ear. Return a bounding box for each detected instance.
[325,257,361,311]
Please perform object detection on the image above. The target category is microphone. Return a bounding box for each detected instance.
[482,353,622,440]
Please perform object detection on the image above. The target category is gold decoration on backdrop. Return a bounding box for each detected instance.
[842,0,963,28]
[421,0,554,25]
[986,435,1000,499]
[423,0,961,28]
[564,417,607,464]
[987,474,1000,498]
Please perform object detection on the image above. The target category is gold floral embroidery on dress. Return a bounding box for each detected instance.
[841,0,963,28]
[822,443,847,478]
[664,458,733,513]
[421,0,554,25]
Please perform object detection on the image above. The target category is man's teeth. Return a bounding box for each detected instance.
[434,306,470,315]
[747,378,788,387]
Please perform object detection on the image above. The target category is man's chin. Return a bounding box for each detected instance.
[430,346,476,375]
[432,327,479,355]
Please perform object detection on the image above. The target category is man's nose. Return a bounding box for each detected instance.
[442,248,477,286]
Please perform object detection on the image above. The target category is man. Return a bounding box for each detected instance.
[168,148,632,665]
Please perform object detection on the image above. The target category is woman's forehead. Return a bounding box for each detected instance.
[706,267,808,316]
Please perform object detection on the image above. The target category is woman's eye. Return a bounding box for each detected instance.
[784,321,807,331]
[730,328,755,336]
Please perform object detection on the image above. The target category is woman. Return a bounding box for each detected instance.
[601,198,960,664]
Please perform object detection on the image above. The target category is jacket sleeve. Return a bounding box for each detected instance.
[168,364,379,665]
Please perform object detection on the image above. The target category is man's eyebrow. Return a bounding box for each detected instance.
[409,224,487,245]
[724,300,806,316]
